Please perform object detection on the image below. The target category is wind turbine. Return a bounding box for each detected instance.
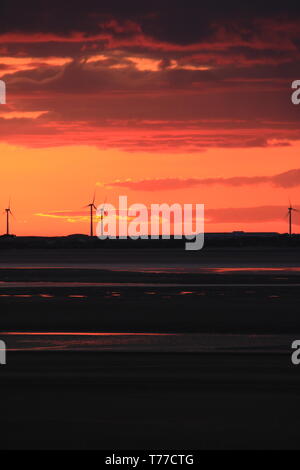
[98,197,107,237]
[4,200,13,236]
[287,201,299,235]
[84,190,97,238]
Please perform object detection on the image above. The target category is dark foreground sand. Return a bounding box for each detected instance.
[1,248,300,449]
[1,351,299,450]
[1,283,300,334]
[1,247,300,268]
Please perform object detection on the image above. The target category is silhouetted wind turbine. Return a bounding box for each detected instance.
[84,191,97,237]
[287,201,299,235]
[98,197,107,237]
[4,199,13,236]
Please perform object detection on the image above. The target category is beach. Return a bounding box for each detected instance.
[1,351,300,450]
[1,247,300,449]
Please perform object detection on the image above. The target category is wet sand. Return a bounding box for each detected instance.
[1,247,300,268]
[1,248,300,334]
[1,351,299,450]
[1,282,300,334]
[1,248,300,449]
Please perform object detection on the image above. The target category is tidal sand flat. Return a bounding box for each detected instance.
[1,352,300,450]
[1,248,300,449]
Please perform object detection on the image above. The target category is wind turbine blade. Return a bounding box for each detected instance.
[92,188,97,206]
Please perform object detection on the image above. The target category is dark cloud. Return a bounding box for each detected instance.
[1,2,300,151]
[2,1,300,38]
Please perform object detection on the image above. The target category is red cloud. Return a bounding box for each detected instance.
[105,169,300,191]
[1,17,300,152]
[207,205,300,224]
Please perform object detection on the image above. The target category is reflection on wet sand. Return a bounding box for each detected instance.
[1,331,295,353]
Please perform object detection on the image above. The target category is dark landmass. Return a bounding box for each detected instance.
[0,232,299,249]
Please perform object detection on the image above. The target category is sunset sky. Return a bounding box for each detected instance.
[1,1,300,235]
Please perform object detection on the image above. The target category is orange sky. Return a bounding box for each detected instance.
[1,142,300,236]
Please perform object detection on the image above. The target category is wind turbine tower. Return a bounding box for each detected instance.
[4,201,13,236]
[85,191,97,238]
[288,203,298,235]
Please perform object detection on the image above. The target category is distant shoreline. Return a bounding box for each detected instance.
[0,232,299,249]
